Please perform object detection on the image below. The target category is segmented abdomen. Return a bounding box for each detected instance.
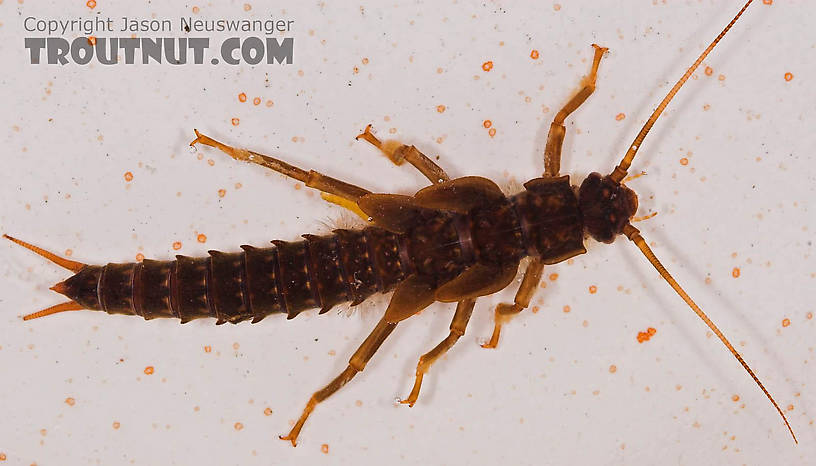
[69,228,407,324]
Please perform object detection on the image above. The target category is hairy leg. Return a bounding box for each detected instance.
[356,124,449,184]
[398,298,476,406]
[544,44,608,176]
[481,258,544,349]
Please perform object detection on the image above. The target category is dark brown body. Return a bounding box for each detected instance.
[58,176,586,324]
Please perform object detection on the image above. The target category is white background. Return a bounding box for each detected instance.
[1,1,814,465]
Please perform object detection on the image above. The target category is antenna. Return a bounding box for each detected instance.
[622,224,797,443]
[609,0,754,184]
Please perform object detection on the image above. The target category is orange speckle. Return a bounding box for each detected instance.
[637,327,657,343]
[530,49,539,60]
[234,422,244,430]
[704,66,713,76]
[65,397,76,406]
[112,421,121,430]
[172,241,182,250]
[732,267,740,278]
[362,57,369,65]
[488,128,497,138]
[807,312,813,320]
[238,92,247,102]
[64,249,73,257]
[321,443,329,454]
[703,104,711,111]
[549,273,559,281]
[589,285,597,294]
[135,253,144,262]
[144,366,154,375]
[615,113,625,121]
[243,3,251,11]
[231,118,240,126]
[352,66,359,74]
[787,404,794,411]
[252,97,261,106]
[265,100,274,107]
[609,365,617,373]
[782,318,791,328]
[436,105,446,113]
[264,407,273,416]
[482,119,492,129]
[0,453,5,461]
[680,157,689,166]
[192,6,200,13]
[124,171,134,182]
[732,394,740,402]
[481,61,493,72]
[87,36,96,46]
[562,305,571,313]
[553,3,561,11]
[204,345,212,353]
[233,342,240,350]
[218,189,226,198]
[718,74,725,81]
[197,233,207,243]
[86,0,96,9]
[784,72,793,82]
[763,0,772,4]
[207,159,215,166]
[531,306,539,314]
[235,182,243,189]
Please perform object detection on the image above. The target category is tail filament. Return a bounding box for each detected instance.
[3,234,86,272]
[23,301,84,321]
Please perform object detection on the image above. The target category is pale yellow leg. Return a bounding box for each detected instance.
[320,193,370,221]
[481,259,544,349]
[398,298,476,407]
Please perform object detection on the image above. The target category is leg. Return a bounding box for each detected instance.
[190,129,370,203]
[544,44,608,176]
[356,124,449,184]
[279,317,396,446]
[481,258,544,349]
[398,298,476,407]
[319,192,369,221]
